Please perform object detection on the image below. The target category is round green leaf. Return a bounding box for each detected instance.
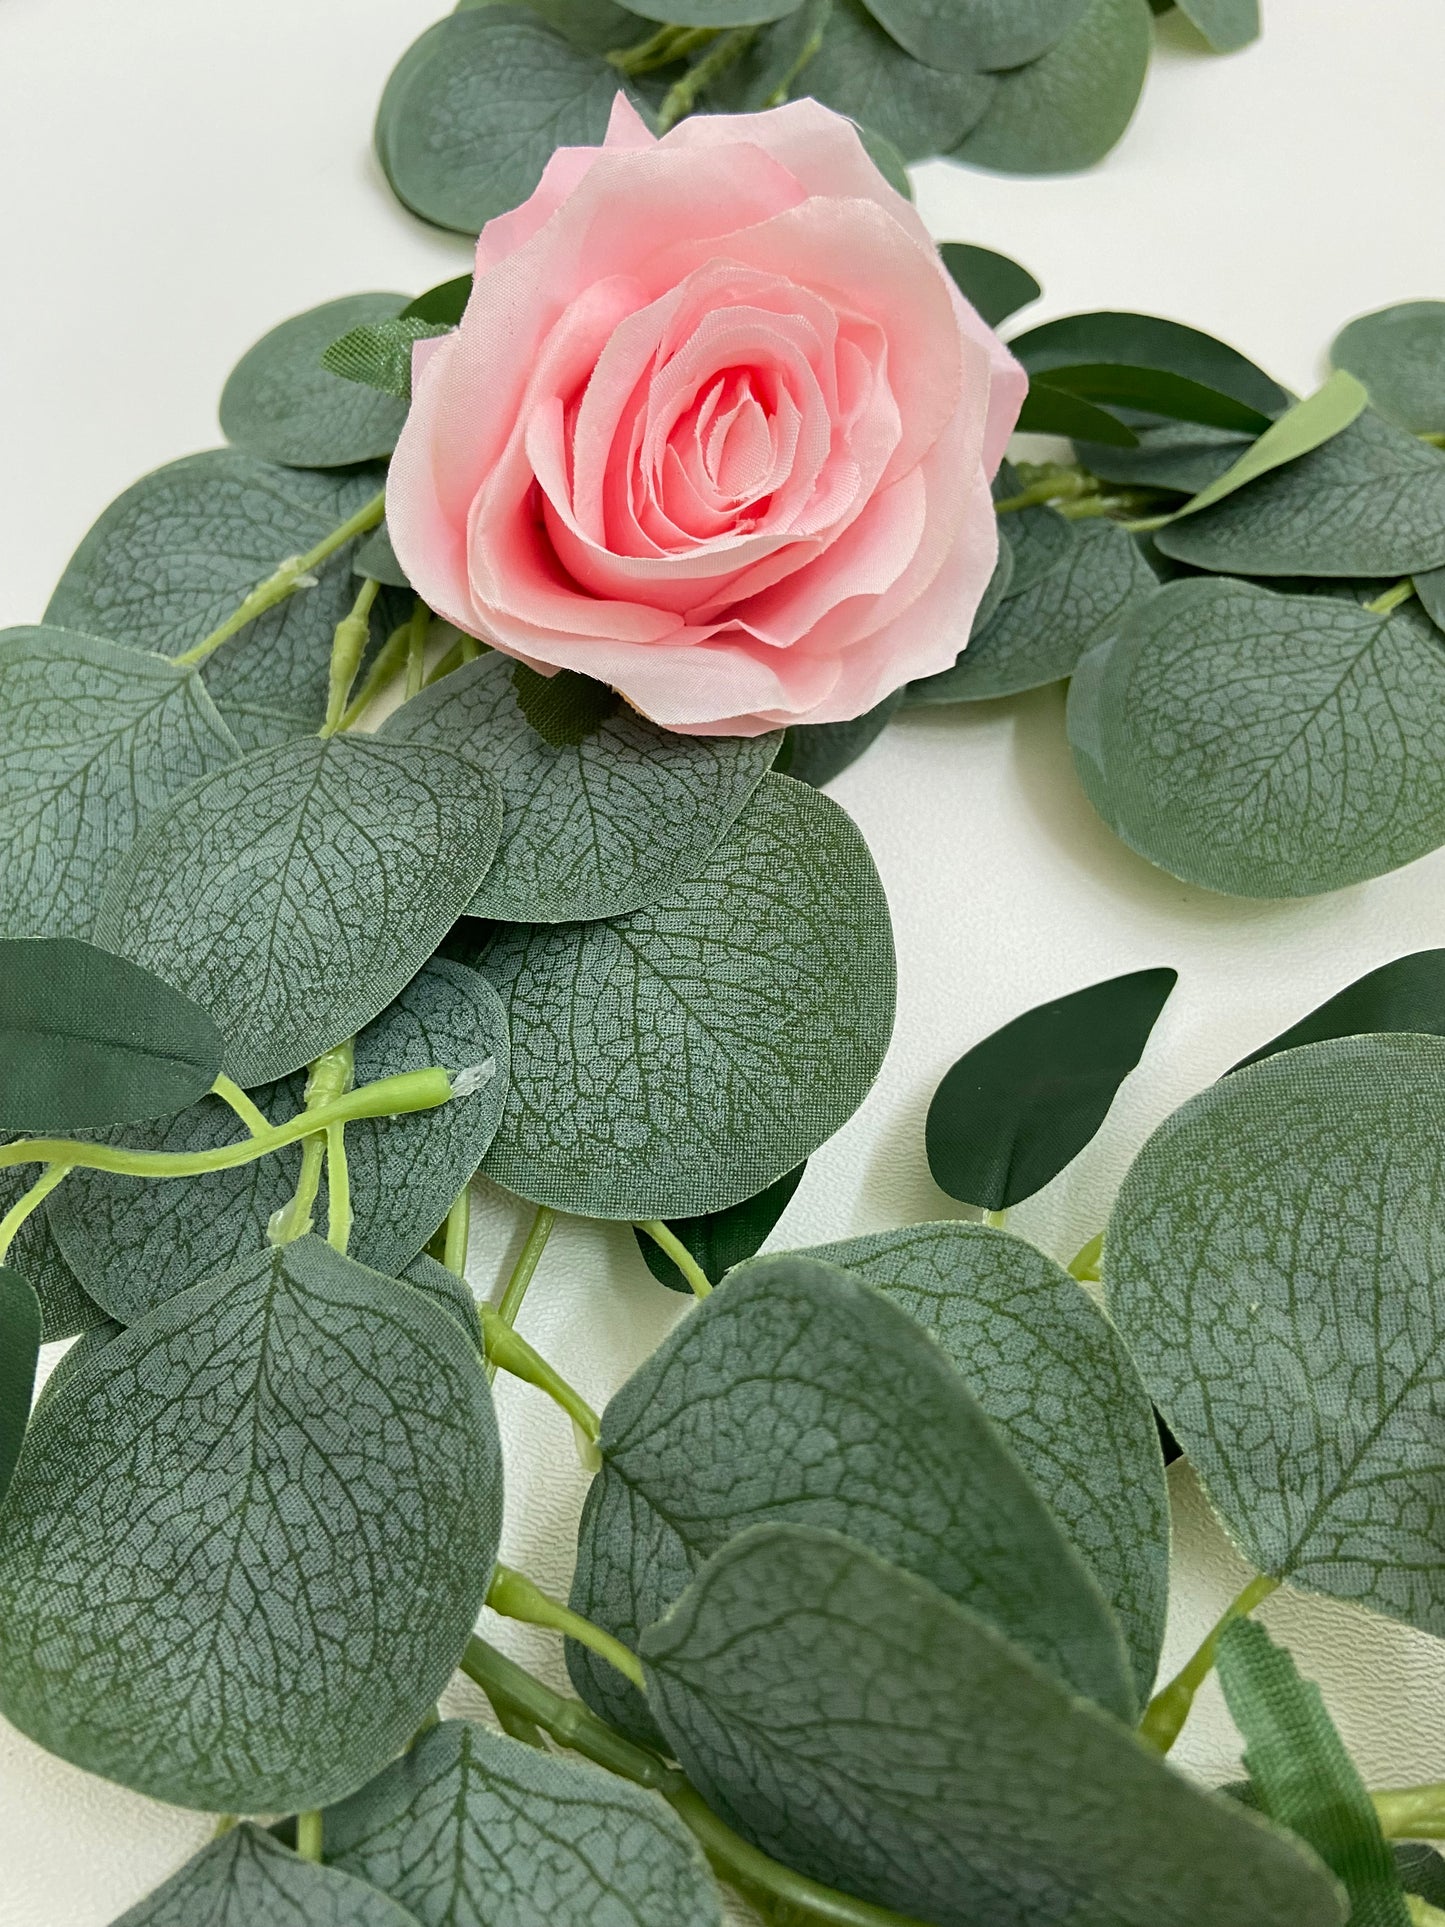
[802,0,996,161]
[1068,578,1445,897]
[618,0,802,22]
[50,957,509,1322]
[0,1160,106,1342]
[632,1161,805,1293]
[1106,1034,1445,1643]
[220,294,411,469]
[780,687,903,786]
[0,1236,502,1812]
[1331,301,1445,435]
[570,1256,1135,1750]
[456,0,643,57]
[378,651,778,923]
[0,937,223,1131]
[1232,949,1445,1072]
[640,1526,1346,1927]
[952,0,1153,175]
[112,1825,424,1927]
[324,1720,723,1927]
[798,1222,1169,1701]
[376,10,636,235]
[1010,310,1289,421]
[44,450,389,749]
[0,626,239,941]
[93,736,503,1086]
[862,0,1090,72]
[480,773,894,1218]
[1073,419,1255,495]
[354,522,411,588]
[1173,0,1258,49]
[0,1266,40,1514]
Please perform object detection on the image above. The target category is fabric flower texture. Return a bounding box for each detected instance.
[388,97,1026,736]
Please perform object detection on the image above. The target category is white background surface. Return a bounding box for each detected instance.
[3,0,1445,1918]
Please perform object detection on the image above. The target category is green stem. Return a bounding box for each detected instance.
[1138,1573,1281,1753]
[423,632,483,688]
[271,1043,353,1246]
[0,1162,72,1267]
[319,575,380,736]
[656,26,756,131]
[1068,1231,1104,1283]
[338,620,414,731]
[325,1122,351,1255]
[1408,1899,1445,1926]
[1364,579,1418,616]
[984,1208,1008,1230]
[443,1183,472,1278]
[637,1219,711,1298]
[295,1810,324,1863]
[1373,1783,1445,1840]
[496,1206,557,1328]
[480,1305,600,1443]
[607,22,716,75]
[1419,431,1445,450]
[487,1562,645,1690]
[211,1075,270,1138]
[173,489,385,670]
[491,1698,548,1749]
[404,598,429,700]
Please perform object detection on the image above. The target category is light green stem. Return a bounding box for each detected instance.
[0,1162,72,1267]
[338,620,414,731]
[1408,1898,1445,1926]
[295,1810,324,1863]
[271,1043,353,1246]
[325,1122,351,1255]
[656,26,756,131]
[607,22,716,74]
[480,1306,600,1443]
[496,1206,557,1328]
[1139,1573,1281,1753]
[1068,1231,1104,1283]
[984,1208,1008,1230]
[1374,1783,1445,1839]
[1364,579,1418,616]
[319,575,380,736]
[423,632,483,688]
[637,1219,711,1298]
[443,1183,472,1278]
[487,1562,645,1689]
[173,489,385,670]
[404,598,429,700]
[211,1076,270,1138]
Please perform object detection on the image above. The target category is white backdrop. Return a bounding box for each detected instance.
[3,0,1445,1917]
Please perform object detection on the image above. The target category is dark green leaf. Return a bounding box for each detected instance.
[952,0,1153,175]
[619,0,802,20]
[633,1162,805,1292]
[0,1266,40,1513]
[703,0,832,111]
[508,662,619,744]
[1415,563,1445,635]
[480,774,894,1218]
[939,242,1041,329]
[1396,1846,1445,1906]
[324,1719,722,1927]
[795,1221,1168,1700]
[93,735,503,1086]
[457,0,643,57]
[44,451,389,749]
[398,1251,481,1346]
[908,519,1155,702]
[376,11,639,235]
[926,967,1176,1209]
[570,1256,1136,1750]
[1107,1034,1445,1640]
[0,626,239,941]
[781,688,903,785]
[30,1316,122,1413]
[801,0,996,161]
[402,273,473,325]
[112,1823,423,1927]
[1074,418,1254,495]
[50,957,509,1321]
[220,294,412,466]
[0,1163,106,1342]
[380,651,778,923]
[1017,381,1139,445]
[861,0,1089,72]
[320,315,450,403]
[1233,950,1445,1072]
[1068,579,1445,897]
[0,938,222,1131]
[354,522,411,589]
[640,1525,1346,1927]
[1331,301,1445,435]
[1174,0,1258,48]
[1030,363,1272,433]
[1217,1619,1411,1927]
[1011,310,1289,420]
[0,1236,501,1811]
[993,462,1073,590]
[849,120,914,197]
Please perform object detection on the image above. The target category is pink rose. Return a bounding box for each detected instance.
[387,97,1026,736]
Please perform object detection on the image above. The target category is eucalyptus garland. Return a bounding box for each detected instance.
[6,7,1445,1927]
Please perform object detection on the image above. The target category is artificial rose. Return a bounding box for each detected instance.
[387,96,1026,736]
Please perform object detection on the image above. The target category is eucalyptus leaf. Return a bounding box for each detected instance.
[796,1221,1169,1700]
[993,464,1074,591]
[0,1235,502,1811]
[926,968,1177,1208]
[617,0,802,21]
[456,0,642,58]
[1217,1619,1411,1927]
[111,1823,424,1927]
[401,273,473,326]
[1029,364,1271,433]
[1106,1033,1445,1641]
[850,121,914,197]
[570,1255,1136,1751]
[952,0,1153,176]
[1010,310,1289,420]
[781,687,903,785]
[45,451,389,749]
[376,10,637,235]
[379,650,778,923]
[1331,301,1445,435]
[398,1251,481,1346]
[801,0,996,162]
[480,774,893,1218]
[0,1266,40,1513]
[0,1163,106,1342]
[703,0,832,112]
[1415,564,1445,635]
[908,519,1156,702]
[320,316,449,403]
[1174,0,1258,48]
[861,0,1090,73]
[1017,381,1139,445]
[324,1719,723,1927]
[633,1161,805,1292]
[508,662,619,744]
[1074,418,1254,495]
[354,522,411,589]
[30,1316,122,1413]
[50,956,509,1321]
[0,626,239,941]
[640,1525,1346,1927]
[220,294,412,466]
[93,735,503,1086]
[1068,578,1445,897]
[1396,1846,1445,1907]
[0,938,223,1131]
[939,242,1042,329]
[1233,950,1445,1072]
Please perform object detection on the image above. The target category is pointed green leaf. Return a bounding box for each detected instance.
[1331,301,1445,436]
[703,0,833,112]
[633,1161,805,1292]
[319,315,450,403]
[480,775,893,1217]
[0,937,223,1131]
[1233,950,1445,1072]
[801,0,996,161]
[640,1525,1346,1927]
[1106,1034,1445,1641]
[1016,380,1139,444]
[112,1823,423,1927]
[795,1221,1169,1700]
[570,1255,1135,1750]
[354,522,411,589]
[1174,0,1258,49]
[1068,579,1445,897]
[324,1719,722,1927]
[221,294,412,465]
[939,242,1042,329]
[0,1236,501,1811]
[1010,310,1289,420]
[781,688,903,785]
[0,626,239,941]
[1218,1619,1411,1927]
[861,0,1089,72]
[1415,563,1445,635]
[93,735,502,1086]
[508,662,620,744]
[925,966,1177,1208]
[1073,418,1255,495]
[402,273,473,325]
[50,956,509,1321]
[380,651,779,923]
[1396,1846,1445,1906]
[0,1161,106,1342]
[0,1266,40,1513]
[44,451,389,749]
[952,0,1153,175]
[1029,363,1272,432]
